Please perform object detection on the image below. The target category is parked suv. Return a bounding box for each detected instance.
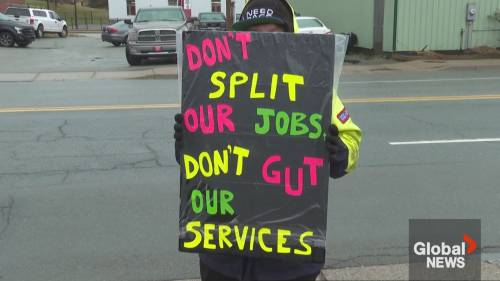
[197,12,226,31]
[4,6,68,38]
[0,12,36,47]
[125,7,194,66]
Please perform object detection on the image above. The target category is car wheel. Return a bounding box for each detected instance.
[58,26,68,38]
[17,42,31,48]
[36,25,44,38]
[0,31,15,47]
[126,48,141,66]
[112,42,121,47]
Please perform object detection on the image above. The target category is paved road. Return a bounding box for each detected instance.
[1,68,500,281]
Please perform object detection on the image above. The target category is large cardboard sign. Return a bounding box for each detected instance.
[178,31,335,263]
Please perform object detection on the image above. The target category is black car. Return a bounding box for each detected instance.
[197,12,226,31]
[0,12,35,47]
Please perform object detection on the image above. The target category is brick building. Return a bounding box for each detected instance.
[0,0,26,12]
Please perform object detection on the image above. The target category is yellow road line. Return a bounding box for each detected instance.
[0,104,179,113]
[1,94,500,113]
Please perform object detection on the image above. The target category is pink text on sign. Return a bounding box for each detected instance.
[261,155,324,197]
[186,32,252,71]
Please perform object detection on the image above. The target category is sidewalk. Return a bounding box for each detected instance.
[0,67,177,82]
[1,59,500,82]
[172,261,500,281]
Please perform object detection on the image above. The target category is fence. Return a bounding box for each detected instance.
[60,12,111,30]
[21,3,111,30]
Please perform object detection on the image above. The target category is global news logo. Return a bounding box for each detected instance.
[413,234,477,269]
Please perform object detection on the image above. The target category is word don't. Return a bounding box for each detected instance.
[184,145,250,180]
[186,32,252,71]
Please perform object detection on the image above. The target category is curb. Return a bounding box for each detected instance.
[342,58,500,75]
[169,261,500,281]
[69,30,101,33]
[1,59,500,82]
[0,70,177,82]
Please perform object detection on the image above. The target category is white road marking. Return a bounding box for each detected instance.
[390,138,500,146]
[343,77,500,85]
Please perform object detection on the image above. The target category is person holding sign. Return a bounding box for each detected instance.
[174,0,362,280]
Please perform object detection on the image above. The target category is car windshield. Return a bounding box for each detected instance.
[298,18,324,28]
[199,13,225,21]
[135,9,185,22]
[0,13,12,21]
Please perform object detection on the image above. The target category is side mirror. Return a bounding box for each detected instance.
[57,17,62,21]
[124,19,132,25]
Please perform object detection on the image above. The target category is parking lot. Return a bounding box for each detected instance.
[0,34,177,73]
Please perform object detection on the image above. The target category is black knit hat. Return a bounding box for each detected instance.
[232,0,295,32]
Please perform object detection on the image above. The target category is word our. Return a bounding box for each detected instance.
[183,145,250,180]
[184,104,235,134]
[184,221,313,256]
[186,32,252,71]
[210,72,304,102]
[191,189,234,215]
[262,156,324,197]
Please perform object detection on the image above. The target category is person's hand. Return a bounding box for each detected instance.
[325,124,341,160]
[174,113,183,164]
[325,124,349,178]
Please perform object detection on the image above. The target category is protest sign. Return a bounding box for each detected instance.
[178,31,335,263]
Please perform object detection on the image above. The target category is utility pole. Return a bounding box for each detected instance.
[74,0,78,29]
[373,0,385,54]
[225,0,233,30]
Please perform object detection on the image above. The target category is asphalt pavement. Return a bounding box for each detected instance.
[1,35,500,281]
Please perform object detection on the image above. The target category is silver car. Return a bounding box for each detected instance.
[125,7,193,66]
[101,21,131,46]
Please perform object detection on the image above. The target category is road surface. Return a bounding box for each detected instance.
[1,68,500,280]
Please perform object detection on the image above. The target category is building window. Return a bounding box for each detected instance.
[212,0,221,12]
[169,0,179,6]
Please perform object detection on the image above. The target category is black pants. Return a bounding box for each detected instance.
[200,261,320,281]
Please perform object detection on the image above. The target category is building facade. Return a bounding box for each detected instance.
[289,0,500,52]
[108,0,245,21]
[1,0,26,12]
